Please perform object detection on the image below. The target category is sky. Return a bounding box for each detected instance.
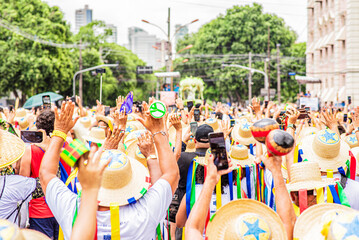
[45,0,308,45]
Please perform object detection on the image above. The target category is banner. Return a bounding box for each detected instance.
[160,91,176,106]
[299,97,319,111]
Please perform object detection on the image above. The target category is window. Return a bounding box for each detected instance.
[331,45,334,54]
[320,50,323,61]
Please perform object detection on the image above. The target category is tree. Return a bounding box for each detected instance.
[175,3,303,103]
[0,0,74,103]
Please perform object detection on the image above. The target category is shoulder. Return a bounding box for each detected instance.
[178,152,196,163]
[2,175,36,187]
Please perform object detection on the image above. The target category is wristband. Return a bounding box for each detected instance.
[152,131,167,139]
[146,155,157,161]
[52,130,67,141]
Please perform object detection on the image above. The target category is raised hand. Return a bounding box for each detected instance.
[136,101,165,134]
[220,120,233,139]
[54,101,78,134]
[352,106,359,129]
[286,108,300,125]
[137,131,156,159]
[96,100,104,116]
[206,154,233,184]
[169,114,182,131]
[103,127,125,150]
[116,95,125,110]
[176,98,184,110]
[112,109,127,129]
[321,108,338,132]
[250,97,261,117]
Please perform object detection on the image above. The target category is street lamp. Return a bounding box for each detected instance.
[177,44,193,53]
[142,8,198,91]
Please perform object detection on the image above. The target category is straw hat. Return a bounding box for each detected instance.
[78,117,92,129]
[297,126,318,143]
[168,123,189,146]
[126,140,150,167]
[194,148,212,166]
[14,108,27,121]
[72,117,92,142]
[124,129,147,147]
[124,121,145,137]
[229,144,255,167]
[83,127,106,144]
[286,162,335,192]
[293,203,356,240]
[0,130,26,169]
[127,114,137,122]
[205,118,220,132]
[343,134,359,148]
[0,219,50,240]
[14,108,31,130]
[232,122,256,146]
[206,199,287,240]
[97,150,151,207]
[301,129,350,172]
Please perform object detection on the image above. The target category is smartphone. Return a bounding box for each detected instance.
[194,108,200,122]
[187,101,194,112]
[208,132,229,170]
[264,100,269,109]
[230,119,236,127]
[344,113,348,122]
[42,95,51,109]
[298,108,309,119]
[104,106,111,116]
[9,105,13,112]
[190,122,198,135]
[348,96,352,105]
[20,130,44,143]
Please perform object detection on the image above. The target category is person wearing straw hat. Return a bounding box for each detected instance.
[293,203,359,239]
[40,100,179,240]
[0,130,36,224]
[301,129,359,210]
[232,121,256,147]
[0,219,51,240]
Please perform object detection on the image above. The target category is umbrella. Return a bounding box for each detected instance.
[23,92,64,109]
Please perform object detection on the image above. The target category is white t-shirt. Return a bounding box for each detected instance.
[46,178,172,240]
[0,175,36,223]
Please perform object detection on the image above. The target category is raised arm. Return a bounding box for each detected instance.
[285,109,299,180]
[169,114,183,161]
[261,155,296,240]
[185,155,232,239]
[137,102,179,194]
[39,101,78,195]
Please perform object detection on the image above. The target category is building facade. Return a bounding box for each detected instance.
[306,0,359,105]
[127,27,162,69]
[106,24,118,43]
[75,5,93,33]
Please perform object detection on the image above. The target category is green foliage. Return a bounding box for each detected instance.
[0,0,74,103]
[175,3,305,103]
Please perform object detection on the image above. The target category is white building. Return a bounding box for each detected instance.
[127,27,162,69]
[306,0,359,105]
[106,24,118,43]
[75,5,93,33]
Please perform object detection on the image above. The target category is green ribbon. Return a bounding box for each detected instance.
[237,168,242,199]
[252,164,257,200]
[190,162,198,211]
[156,224,162,240]
[336,181,350,207]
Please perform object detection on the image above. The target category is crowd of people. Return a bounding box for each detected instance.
[1,94,359,240]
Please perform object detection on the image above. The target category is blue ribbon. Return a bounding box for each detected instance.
[186,160,194,218]
[298,149,303,162]
[338,166,346,177]
[59,161,70,190]
[328,185,341,204]
[245,165,251,199]
[269,178,275,208]
[249,144,254,155]
[228,171,233,200]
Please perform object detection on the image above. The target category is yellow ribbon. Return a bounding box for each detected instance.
[316,187,324,204]
[327,186,333,203]
[293,145,299,164]
[110,203,120,240]
[293,203,300,217]
[182,227,185,240]
[216,177,222,210]
[327,169,333,179]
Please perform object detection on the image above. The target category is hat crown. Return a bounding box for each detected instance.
[313,129,340,159]
[15,108,26,118]
[224,214,271,239]
[206,118,218,129]
[238,122,252,138]
[328,212,359,239]
[0,219,22,240]
[79,117,91,128]
[290,162,322,184]
[230,145,249,160]
[89,127,106,140]
[101,150,132,189]
[345,134,359,148]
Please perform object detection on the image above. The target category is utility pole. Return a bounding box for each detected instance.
[277,43,281,104]
[264,60,268,100]
[79,39,83,100]
[248,52,252,101]
[167,7,174,91]
[267,26,271,100]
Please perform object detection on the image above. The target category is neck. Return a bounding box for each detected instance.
[98,206,110,211]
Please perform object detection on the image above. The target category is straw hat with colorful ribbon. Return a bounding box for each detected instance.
[83,127,106,144]
[205,118,220,132]
[293,203,357,240]
[0,129,25,169]
[232,121,256,146]
[14,108,32,130]
[97,150,151,207]
[229,144,256,167]
[0,219,50,240]
[286,162,335,192]
[301,129,350,172]
[60,139,90,167]
[296,126,318,143]
[206,199,287,240]
[343,134,359,148]
[194,148,212,166]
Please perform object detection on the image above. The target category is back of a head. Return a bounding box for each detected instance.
[195,124,214,143]
[36,110,55,136]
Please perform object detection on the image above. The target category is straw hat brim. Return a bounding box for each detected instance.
[230,153,256,168]
[232,125,256,146]
[0,130,26,168]
[83,135,105,144]
[95,115,113,125]
[98,156,150,207]
[293,203,354,239]
[286,178,335,192]
[195,156,207,166]
[21,229,51,240]
[300,134,350,172]
[206,199,287,240]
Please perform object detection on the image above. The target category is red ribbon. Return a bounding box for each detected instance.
[299,189,308,214]
[349,151,357,180]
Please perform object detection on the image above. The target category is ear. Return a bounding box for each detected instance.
[290,192,297,202]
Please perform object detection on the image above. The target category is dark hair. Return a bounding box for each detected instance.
[195,103,201,108]
[36,110,55,136]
